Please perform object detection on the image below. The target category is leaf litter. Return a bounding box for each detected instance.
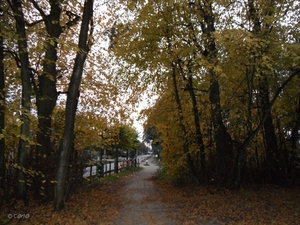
[1,169,300,225]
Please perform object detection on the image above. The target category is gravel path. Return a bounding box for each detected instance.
[113,157,174,225]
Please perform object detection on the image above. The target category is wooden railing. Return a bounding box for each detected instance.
[83,158,140,178]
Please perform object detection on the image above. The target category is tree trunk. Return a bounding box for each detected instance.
[233,66,255,188]
[54,0,93,211]
[290,93,300,155]
[34,0,62,196]
[195,0,233,186]
[248,0,282,183]
[171,62,199,184]
[289,92,300,177]
[11,0,32,204]
[259,77,281,181]
[233,69,300,187]
[186,75,206,181]
[0,18,5,208]
[209,75,234,186]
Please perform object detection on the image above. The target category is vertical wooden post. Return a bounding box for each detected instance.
[109,162,111,176]
[115,148,118,174]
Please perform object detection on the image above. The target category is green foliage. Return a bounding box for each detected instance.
[118,124,139,151]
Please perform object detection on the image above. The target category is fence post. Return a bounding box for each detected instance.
[89,165,92,178]
[97,162,104,178]
[109,162,111,176]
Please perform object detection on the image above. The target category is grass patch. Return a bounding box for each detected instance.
[156,164,167,180]
[79,167,143,191]
[151,159,167,180]
[100,167,143,184]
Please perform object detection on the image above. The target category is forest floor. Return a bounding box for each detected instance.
[1,157,300,225]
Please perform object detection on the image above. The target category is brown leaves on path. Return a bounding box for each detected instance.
[2,171,300,225]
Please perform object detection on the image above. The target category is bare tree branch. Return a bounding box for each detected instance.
[62,10,81,31]
[4,49,21,67]
[29,0,47,19]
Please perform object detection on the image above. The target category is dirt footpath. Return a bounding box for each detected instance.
[113,157,174,225]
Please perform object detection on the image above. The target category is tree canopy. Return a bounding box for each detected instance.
[1,0,300,212]
[110,0,300,186]
[0,0,140,210]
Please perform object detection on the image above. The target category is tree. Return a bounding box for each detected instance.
[29,0,81,194]
[54,0,93,211]
[112,0,300,187]
[2,0,84,199]
[217,0,300,186]
[144,126,162,157]
[119,124,139,158]
[111,0,229,184]
[137,142,150,155]
[143,88,190,181]
[1,0,126,207]
[9,0,33,204]
[111,1,204,184]
[0,5,5,208]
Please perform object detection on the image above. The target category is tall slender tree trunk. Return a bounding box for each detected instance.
[29,0,80,197]
[290,93,300,173]
[186,75,206,181]
[259,77,281,180]
[291,93,300,153]
[171,62,199,184]
[164,19,199,183]
[54,0,93,211]
[248,0,282,183]
[11,0,32,204]
[178,59,206,181]
[32,0,63,197]
[0,18,5,208]
[195,0,233,186]
[233,67,255,188]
